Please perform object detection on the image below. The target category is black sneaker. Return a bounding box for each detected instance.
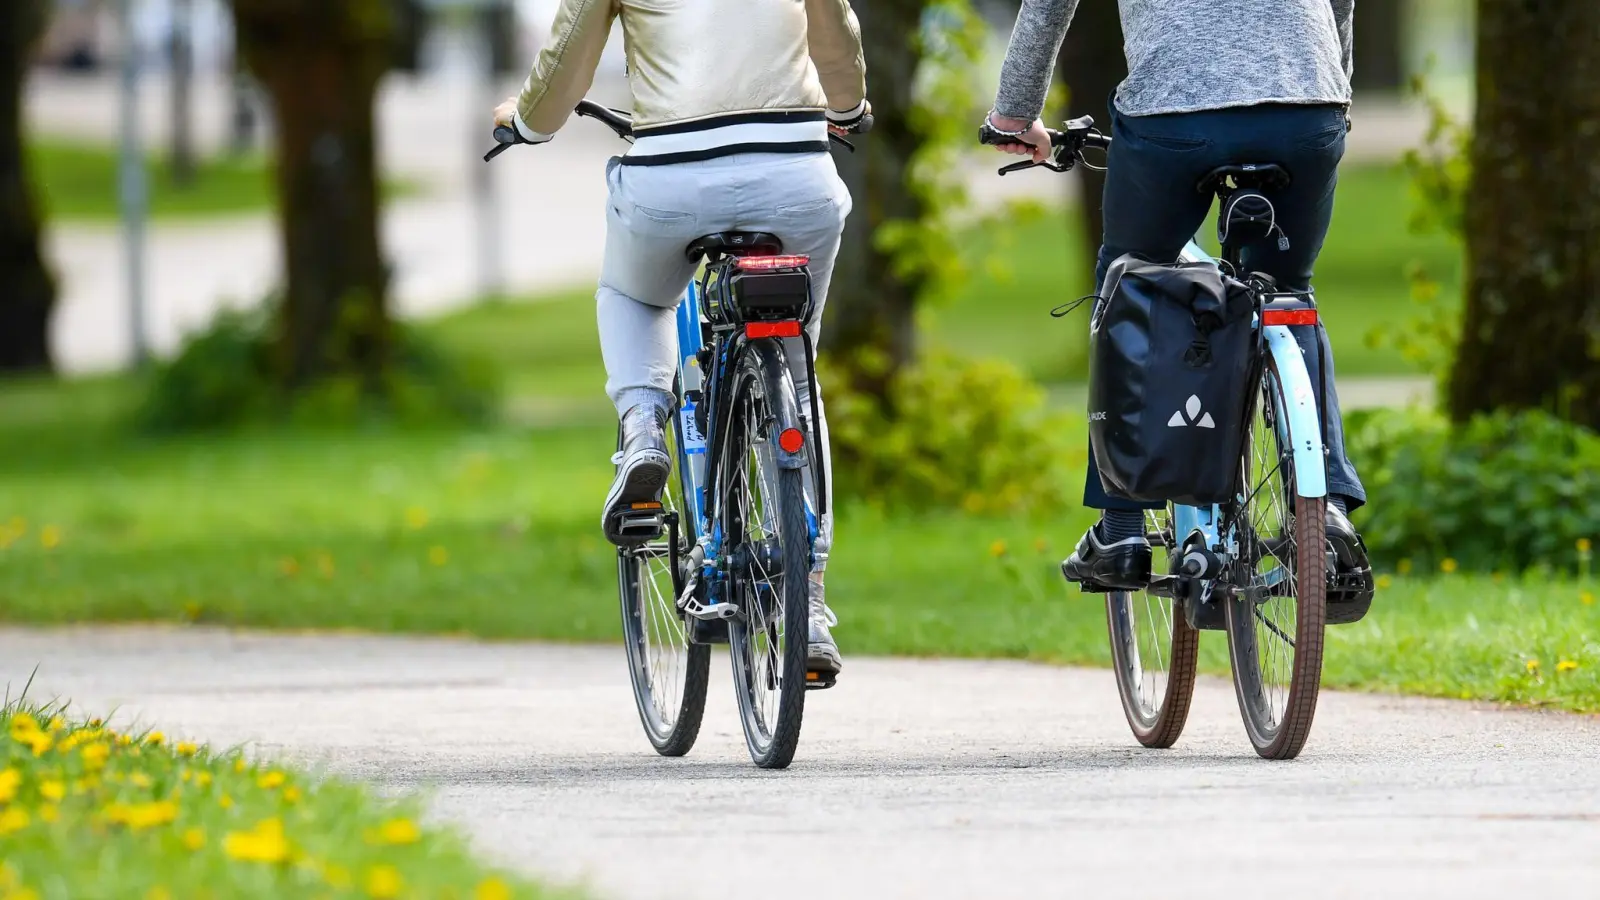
[1325,503,1375,624]
[1062,523,1152,592]
[602,403,672,547]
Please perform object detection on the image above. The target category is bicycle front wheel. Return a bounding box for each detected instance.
[1106,507,1199,748]
[616,401,710,757]
[1225,354,1328,760]
[720,343,811,769]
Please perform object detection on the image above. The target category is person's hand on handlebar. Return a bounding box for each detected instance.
[492,97,551,145]
[827,100,873,138]
[983,111,1052,164]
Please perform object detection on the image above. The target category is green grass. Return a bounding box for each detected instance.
[27,140,419,222]
[925,162,1463,381]
[0,701,568,899]
[2,289,1597,714]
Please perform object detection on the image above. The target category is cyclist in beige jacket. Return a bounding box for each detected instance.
[494,0,870,679]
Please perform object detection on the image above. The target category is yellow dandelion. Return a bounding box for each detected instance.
[39,780,65,802]
[130,772,153,788]
[145,731,165,746]
[1376,574,1393,590]
[176,741,199,758]
[1557,660,1580,673]
[1397,558,1413,575]
[146,887,172,900]
[1526,659,1541,673]
[279,557,300,577]
[116,732,134,747]
[283,786,302,804]
[476,879,513,900]
[0,768,21,803]
[196,771,213,788]
[258,771,287,790]
[88,717,103,728]
[47,716,65,733]
[428,545,449,566]
[234,758,249,774]
[39,524,62,549]
[224,818,291,864]
[0,807,31,835]
[1492,571,1505,583]
[1579,538,1593,554]
[105,801,178,830]
[1032,537,1049,554]
[219,794,234,809]
[9,711,39,737]
[183,828,206,851]
[365,865,404,899]
[988,539,1008,558]
[405,506,429,530]
[81,743,110,769]
[316,552,336,578]
[1583,591,1595,606]
[17,730,53,756]
[1440,557,1458,574]
[183,601,203,621]
[377,817,421,845]
[39,804,59,823]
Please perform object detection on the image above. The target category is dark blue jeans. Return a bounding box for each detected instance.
[1084,100,1367,512]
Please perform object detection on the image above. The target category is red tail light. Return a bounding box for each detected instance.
[744,321,803,339]
[735,255,810,270]
[1261,309,1318,326]
[778,428,805,454]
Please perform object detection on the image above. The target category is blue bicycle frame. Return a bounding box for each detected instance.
[1171,237,1328,565]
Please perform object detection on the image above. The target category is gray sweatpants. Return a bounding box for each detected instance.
[597,151,852,572]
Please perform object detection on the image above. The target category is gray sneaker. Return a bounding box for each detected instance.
[806,580,842,676]
[602,402,672,546]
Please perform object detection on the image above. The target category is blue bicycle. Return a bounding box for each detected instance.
[1000,118,1344,759]
[489,101,865,768]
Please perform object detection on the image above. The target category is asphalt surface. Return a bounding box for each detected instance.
[4,626,1598,899]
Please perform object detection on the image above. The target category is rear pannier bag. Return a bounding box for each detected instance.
[1087,253,1256,507]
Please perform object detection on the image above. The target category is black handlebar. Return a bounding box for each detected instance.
[982,114,1111,176]
[486,100,873,162]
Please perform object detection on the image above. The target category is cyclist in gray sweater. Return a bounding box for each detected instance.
[984,0,1373,621]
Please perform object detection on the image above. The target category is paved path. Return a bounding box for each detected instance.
[3,626,1597,900]
[28,72,1444,375]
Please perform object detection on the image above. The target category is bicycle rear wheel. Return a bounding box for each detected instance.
[1225,354,1328,760]
[1106,507,1200,748]
[617,402,710,757]
[721,344,810,769]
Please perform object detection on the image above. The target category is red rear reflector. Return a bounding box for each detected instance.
[779,428,805,454]
[1261,309,1318,326]
[745,321,803,339]
[736,255,810,270]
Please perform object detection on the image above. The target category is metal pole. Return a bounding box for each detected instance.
[473,1,506,299]
[120,0,151,368]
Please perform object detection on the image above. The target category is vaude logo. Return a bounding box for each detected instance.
[1168,395,1216,429]
[1089,412,1107,421]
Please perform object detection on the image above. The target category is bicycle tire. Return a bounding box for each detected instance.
[721,343,811,769]
[1224,354,1328,760]
[616,400,711,757]
[1106,507,1200,749]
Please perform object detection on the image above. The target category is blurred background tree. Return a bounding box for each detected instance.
[0,0,58,375]
[1450,0,1600,428]
[229,0,397,393]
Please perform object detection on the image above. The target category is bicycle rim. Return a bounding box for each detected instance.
[1106,506,1199,748]
[1225,356,1328,760]
[617,405,710,757]
[723,348,809,769]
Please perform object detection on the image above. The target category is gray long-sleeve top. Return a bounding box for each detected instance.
[994,0,1355,120]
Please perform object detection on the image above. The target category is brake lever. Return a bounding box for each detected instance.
[830,133,856,153]
[996,152,1075,176]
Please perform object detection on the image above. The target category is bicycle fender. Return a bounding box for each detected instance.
[746,340,809,470]
[1262,324,1328,499]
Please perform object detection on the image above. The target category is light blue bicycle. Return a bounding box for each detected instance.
[490,100,866,769]
[999,118,1345,759]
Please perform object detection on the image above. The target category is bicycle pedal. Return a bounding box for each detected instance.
[607,507,666,544]
[689,618,729,645]
[804,670,838,690]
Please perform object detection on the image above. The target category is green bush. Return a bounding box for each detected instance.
[819,348,1076,515]
[1347,406,1600,574]
[137,306,502,432]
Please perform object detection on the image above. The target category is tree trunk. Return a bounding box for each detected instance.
[1056,0,1124,273]
[820,0,926,397]
[1351,0,1407,93]
[1449,3,1600,427]
[0,0,57,375]
[231,0,394,392]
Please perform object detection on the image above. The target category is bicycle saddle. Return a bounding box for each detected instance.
[686,232,784,262]
[1195,163,1291,196]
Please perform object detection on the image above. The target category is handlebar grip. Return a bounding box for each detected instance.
[494,124,519,145]
[854,114,874,135]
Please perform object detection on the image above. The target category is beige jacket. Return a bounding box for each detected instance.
[513,0,867,166]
